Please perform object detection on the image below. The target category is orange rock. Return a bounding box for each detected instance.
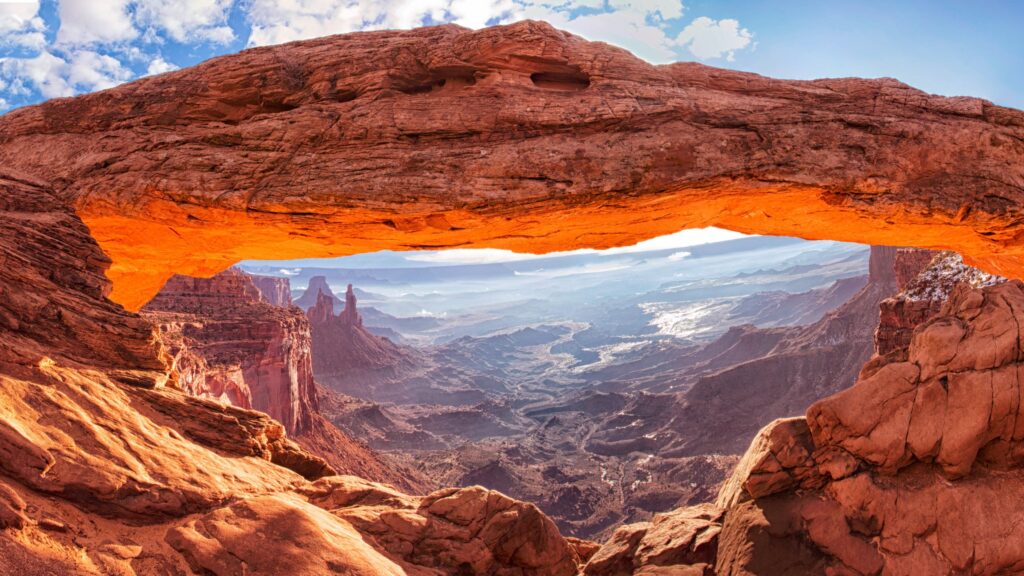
[0,22,1021,310]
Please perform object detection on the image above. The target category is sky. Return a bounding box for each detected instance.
[2,1,1021,264]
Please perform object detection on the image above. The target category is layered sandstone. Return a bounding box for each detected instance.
[0,22,1020,310]
[142,268,319,434]
[251,274,293,307]
[142,268,427,491]
[709,280,1024,574]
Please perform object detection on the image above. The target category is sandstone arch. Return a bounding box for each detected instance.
[0,20,1021,311]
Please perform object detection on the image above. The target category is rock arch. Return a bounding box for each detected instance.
[0,20,1021,310]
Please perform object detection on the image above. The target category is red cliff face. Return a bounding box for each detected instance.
[142,269,430,492]
[143,268,318,435]
[700,279,1024,575]
[251,274,293,307]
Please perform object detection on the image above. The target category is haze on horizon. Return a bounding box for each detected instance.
[242,227,750,269]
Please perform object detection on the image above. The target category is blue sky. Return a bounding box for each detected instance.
[1,1,1022,112]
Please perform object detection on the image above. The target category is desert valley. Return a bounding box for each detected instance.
[0,12,1023,576]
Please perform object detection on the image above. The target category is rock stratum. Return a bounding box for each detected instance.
[140,267,426,492]
[0,21,1020,310]
[0,19,1023,576]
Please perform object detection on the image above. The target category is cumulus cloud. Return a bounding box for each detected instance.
[57,0,235,47]
[57,0,137,46]
[134,0,235,44]
[675,16,752,61]
[246,0,512,47]
[244,0,691,64]
[0,0,47,50]
[515,2,680,63]
[1,49,131,99]
[145,55,178,75]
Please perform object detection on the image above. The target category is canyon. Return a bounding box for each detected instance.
[0,19,1023,576]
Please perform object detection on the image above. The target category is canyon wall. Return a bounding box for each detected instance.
[587,250,1024,575]
[0,176,564,574]
[141,268,426,491]
[251,274,293,307]
[0,22,1020,309]
[142,268,318,434]
[647,245,930,457]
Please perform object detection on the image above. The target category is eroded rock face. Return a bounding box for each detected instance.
[251,274,293,307]
[584,504,723,576]
[143,267,319,434]
[0,21,1020,309]
[0,172,167,383]
[141,268,427,492]
[873,249,1003,364]
[0,188,577,573]
[711,280,1024,575]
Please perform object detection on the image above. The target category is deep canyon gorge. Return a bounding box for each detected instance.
[0,19,1023,576]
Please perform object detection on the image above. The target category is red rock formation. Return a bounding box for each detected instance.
[873,248,939,358]
[0,171,166,383]
[308,284,411,391]
[0,22,1020,310]
[873,250,1003,368]
[251,274,293,307]
[142,268,428,492]
[143,268,319,434]
[707,280,1024,574]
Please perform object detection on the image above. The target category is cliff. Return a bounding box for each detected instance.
[295,276,342,311]
[141,268,427,492]
[143,268,319,434]
[251,274,293,307]
[606,246,919,457]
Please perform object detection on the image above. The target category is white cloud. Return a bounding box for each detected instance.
[600,227,747,254]
[0,96,9,111]
[245,0,694,64]
[64,49,132,90]
[516,4,679,63]
[145,55,178,75]
[134,0,236,44]
[675,16,752,61]
[246,0,466,47]
[608,0,683,20]
[1,49,131,99]
[0,0,46,50]
[56,0,137,46]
